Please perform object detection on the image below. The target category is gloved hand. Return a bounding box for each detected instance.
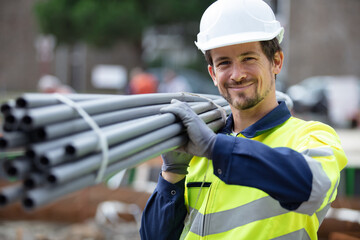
[161,151,193,174]
[160,99,217,159]
[276,91,293,110]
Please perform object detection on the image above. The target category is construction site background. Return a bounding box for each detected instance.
[0,0,360,239]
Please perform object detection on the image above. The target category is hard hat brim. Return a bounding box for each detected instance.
[195,28,284,54]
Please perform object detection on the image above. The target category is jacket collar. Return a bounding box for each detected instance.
[219,101,292,138]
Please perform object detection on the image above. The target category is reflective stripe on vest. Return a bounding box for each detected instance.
[316,203,331,226]
[272,228,310,240]
[188,196,288,236]
[295,147,333,215]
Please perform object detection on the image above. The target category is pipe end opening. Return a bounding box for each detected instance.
[16,98,27,108]
[25,149,35,159]
[0,139,7,149]
[22,198,34,209]
[47,175,57,184]
[0,195,7,206]
[22,116,32,125]
[6,166,18,177]
[24,179,35,189]
[35,129,47,140]
[65,145,76,155]
[0,104,10,114]
[39,156,49,166]
[5,115,16,124]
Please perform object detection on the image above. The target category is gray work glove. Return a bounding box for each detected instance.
[160,99,217,159]
[276,91,293,110]
[161,151,193,174]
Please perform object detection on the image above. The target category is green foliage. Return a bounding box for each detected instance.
[34,0,79,44]
[33,0,214,47]
[71,0,146,46]
[147,0,213,24]
[34,0,146,47]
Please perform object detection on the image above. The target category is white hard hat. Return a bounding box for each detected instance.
[195,0,284,53]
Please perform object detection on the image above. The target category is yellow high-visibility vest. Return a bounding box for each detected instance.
[181,116,347,239]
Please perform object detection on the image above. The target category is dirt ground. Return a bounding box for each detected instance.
[0,220,140,240]
[0,182,149,240]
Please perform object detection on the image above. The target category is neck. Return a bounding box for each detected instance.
[231,97,278,133]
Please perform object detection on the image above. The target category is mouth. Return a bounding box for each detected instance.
[228,82,254,90]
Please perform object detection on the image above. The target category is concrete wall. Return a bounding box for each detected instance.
[287,0,360,85]
[1,0,359,92]
[0,0,39,91]
[0,1,142,93]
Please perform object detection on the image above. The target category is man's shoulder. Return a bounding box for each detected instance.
[286,116,337,135]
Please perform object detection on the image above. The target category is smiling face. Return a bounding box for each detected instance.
[208,41,283,111]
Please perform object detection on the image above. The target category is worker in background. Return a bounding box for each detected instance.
[140,0,347,239]
[128,67,158,94]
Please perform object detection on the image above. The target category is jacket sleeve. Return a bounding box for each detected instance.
[211,125,347,215]
[140,174,187,240]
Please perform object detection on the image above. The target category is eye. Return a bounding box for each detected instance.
[243,57,255,62]
[217,60,231,66]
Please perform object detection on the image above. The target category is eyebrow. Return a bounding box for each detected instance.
[239,51,260,57]
[213,51,260,63]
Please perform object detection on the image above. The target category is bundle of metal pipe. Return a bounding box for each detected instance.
[0,92,230,210]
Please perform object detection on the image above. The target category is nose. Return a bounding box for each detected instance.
[230,63,246,82]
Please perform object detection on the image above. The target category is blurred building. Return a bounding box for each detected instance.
[286,0,360,86]
[0,0,359,92]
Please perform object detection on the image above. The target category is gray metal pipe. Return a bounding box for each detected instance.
[23,119,230,210]
[20,93,221,129]
[23,172,47,189]
[37,148,68,170]
[101,119,225,181]
[23,173,95,210]
[103,118,227,178]
[36,116,155,168]
[48,123,185,184]
[66,99,229,158]
[23,95,225,160]
[197,106,231,124]
[0,99,15,114]
[0,183,24,207]
[66,113,177,158]
[100,135,187,179]
[22,134,187,210]
[16,93,117,108]
[34,104,168,141]
[36,105,230,169]
[25,130,92,160]
[17,93,220,109]
[0,92,230,210]
[34,98,227,141]
[0,131,29,149]
[47,111,228,185]
[3,157,33,180]
[2,109,25,132]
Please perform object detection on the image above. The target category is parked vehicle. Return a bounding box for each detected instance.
[286,75,360,127]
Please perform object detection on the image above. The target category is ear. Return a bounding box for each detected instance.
[273,51,284,75]
[208,65,218,87]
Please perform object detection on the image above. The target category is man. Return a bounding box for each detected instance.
[140,0,347,239]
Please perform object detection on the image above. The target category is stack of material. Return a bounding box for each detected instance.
[0,92,230,210]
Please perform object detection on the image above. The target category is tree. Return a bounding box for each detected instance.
[33,0,214,91]
[33,0,214,48]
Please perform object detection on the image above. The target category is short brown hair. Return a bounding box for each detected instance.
[205,38,282,67]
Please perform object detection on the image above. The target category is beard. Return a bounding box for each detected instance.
[221,91,264,110]
[219,80,271,110]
